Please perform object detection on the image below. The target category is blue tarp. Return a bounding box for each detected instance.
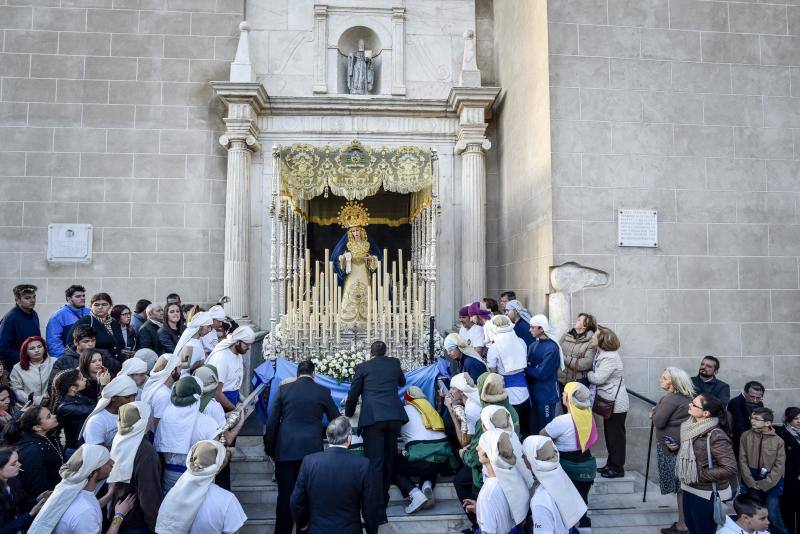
[251,357,441,422]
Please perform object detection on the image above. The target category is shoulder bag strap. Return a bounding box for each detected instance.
[706,431,718,496]
[613,375,623,400]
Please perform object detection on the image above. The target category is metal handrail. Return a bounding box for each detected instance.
[627,389,657,502]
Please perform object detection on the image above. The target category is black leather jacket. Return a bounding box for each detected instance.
[56,393,95,449]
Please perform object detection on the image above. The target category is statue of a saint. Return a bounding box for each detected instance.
[333,202,380,326]
[347,39,374,95]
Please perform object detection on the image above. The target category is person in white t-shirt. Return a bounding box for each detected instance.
[193,365,226,427]
[141,354,182,432]
[118,357,148,401]
[486,314,531,437]
[156,440,247,534]
[28,444,136,534]
[173,311,214,375]
[80,375,138,448]
[445,372,483,446]
[205,326,255,411]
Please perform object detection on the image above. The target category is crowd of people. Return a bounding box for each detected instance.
[0,284,254,533]
[0,282,798,534]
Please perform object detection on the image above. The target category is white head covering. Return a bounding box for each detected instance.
[173,311,213,359]
[530,314,565,371]
[79,375,138,439]
[156,440,229,534]
[133,348,158,372]
[450,372,481,407]
[141,352,179,405]
[444,333,480,359]
[480,405,534,489]
[207,325,255,360]
[489,315,528,374]
[523,435,587,528]
[120,357,147,377]
[207,305,226,321]
[478,429,531,525]
[108,401,151,484]
[28,444,111,534]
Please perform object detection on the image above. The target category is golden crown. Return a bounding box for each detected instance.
[337,201,370,228]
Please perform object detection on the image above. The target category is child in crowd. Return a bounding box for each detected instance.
[738,407,787,534]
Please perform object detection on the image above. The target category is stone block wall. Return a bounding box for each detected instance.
[0,0,242,318]
[546,0,800,470]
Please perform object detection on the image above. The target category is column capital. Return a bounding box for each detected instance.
[219,132,260,152]
[447,86,500,117]
[211,81,268,150]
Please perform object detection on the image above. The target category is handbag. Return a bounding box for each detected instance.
[592,376,622,419]
[707,432,727,527]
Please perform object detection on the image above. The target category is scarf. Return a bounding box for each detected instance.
[505,300,531,323]
[490,317,527,374]
[93,313,114,336]
[79,375,137,439]
[450,372,481,407]
[480,405,534,489]
[444,333,481,360]
[564,382,598,452]
[173,311,213,362]
[156,440,227,534]
[786,424,800,444]
[403,386,444,431]
[677,417,720,485]
[523,435,587,528]
[108,401,150,484]
[530,314,565,371]
[141,352,180,405]
[28,444,110,534]
[479,429,530,525]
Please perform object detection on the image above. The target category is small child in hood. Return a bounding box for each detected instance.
[738,407,788,534]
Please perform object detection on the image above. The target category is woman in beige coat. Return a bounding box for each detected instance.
[10,336,54,408]
[587,326,629,478]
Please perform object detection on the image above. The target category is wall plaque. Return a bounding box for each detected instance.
[48,224,92,262]
[618,209,658,247]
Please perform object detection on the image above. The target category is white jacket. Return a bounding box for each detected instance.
[716,515,768,534]
[587,350,629,413]
[10,358,55,407]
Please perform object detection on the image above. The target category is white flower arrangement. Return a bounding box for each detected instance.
[312,347,368,383]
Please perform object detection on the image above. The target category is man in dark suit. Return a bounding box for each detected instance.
[264,360,340,534]
[345,340,408,510]
[291,416,379,534]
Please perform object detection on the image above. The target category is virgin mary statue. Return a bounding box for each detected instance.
[333,201,382,328]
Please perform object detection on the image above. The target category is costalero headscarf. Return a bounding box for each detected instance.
[403,386,444,431]
[563,381,598,452]
[504,300,531,323]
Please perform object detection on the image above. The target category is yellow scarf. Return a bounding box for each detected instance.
[404,392,445,431]
[564,382,594,452]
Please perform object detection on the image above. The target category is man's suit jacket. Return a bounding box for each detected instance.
[263,376,340,462]
[137,320,163,355]
[344,355,408,428]
[290,447,379,534]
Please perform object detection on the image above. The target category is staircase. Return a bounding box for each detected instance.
[231,437,677,534]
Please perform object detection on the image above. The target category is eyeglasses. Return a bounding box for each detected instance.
[690,402,704,410]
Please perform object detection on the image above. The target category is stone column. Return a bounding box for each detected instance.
[391,7,406,96]
[211,82,268,320]
[448,87,500,302]
[312,5,328,94]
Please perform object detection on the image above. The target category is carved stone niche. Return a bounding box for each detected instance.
[313,4,406,96]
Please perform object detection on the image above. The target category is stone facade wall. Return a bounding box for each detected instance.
[488,1,553,312]
[546,0,800,470]
[0,0,242,318]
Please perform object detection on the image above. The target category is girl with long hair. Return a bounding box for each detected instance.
[111,304,138,358]
[157,302,184,354]
[10,336,54,409]
[2,405,63,498]
[50,369,94,458]
[78,349,111,402]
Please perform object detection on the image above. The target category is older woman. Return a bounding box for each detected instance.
[10,337,54,408]
[558,312,596,386]
[587,325,629,478]
[677,394,737,534]
[541,381,597,529]
[653,367,694,534]
[68,293,125,368]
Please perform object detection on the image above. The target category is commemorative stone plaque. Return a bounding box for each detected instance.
[617,209,658,248]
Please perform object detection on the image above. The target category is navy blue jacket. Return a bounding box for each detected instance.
[514,318,536,348]
[525,337,561,405]
[0,306,40,368]
[458,353,487,384]
[291,447,379,534]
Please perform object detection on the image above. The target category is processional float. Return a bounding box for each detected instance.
[267,140,440,369]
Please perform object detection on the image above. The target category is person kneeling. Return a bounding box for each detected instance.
[394,386,457,514]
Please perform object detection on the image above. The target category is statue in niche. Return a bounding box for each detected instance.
[333,201,382,327]
[347,39,374,94]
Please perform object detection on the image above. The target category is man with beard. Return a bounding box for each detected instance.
[728,381,766,459]
[690,355,730,407]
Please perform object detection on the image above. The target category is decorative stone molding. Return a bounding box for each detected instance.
[230,22,255,83]
[391,7,406,95]
[211,81,269,320]
[459,30,481,87]
[313,5,328,94]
